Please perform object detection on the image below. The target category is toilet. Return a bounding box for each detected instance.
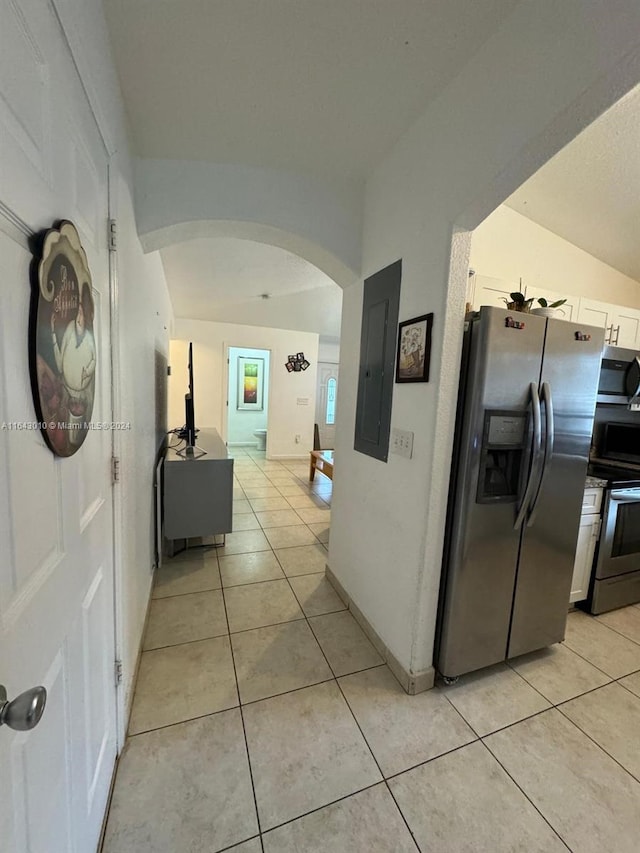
[253,429,267,450]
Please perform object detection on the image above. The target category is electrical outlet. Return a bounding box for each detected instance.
[391,428,414,459]
[295,434,301,443]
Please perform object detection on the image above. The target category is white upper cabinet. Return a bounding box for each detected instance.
[577,298,640,348]
[470,274,523,310]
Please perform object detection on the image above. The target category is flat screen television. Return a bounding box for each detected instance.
[185,341,196,447]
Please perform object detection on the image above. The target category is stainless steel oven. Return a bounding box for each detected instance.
[590,483,640,613]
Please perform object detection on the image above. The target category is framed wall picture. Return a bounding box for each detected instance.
[30,220,97,457]
[237,357,264,409]
[396,313,433,383]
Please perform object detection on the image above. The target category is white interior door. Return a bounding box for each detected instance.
[315,362,339,449]
[0,2,117,851]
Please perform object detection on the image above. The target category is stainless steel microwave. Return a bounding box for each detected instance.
[597,345,640,405]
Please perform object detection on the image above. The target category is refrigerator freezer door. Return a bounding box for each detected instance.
[437,307,547,678]
[508,319,604,659]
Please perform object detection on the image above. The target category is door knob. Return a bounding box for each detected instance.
[0,684,47,731]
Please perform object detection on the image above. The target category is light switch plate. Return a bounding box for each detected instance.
[391,428,414,459]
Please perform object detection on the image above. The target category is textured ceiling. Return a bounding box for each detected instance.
[160,237,340,319]
[507,83,640,283]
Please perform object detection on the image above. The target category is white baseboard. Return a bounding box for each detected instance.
[325,565,435,695]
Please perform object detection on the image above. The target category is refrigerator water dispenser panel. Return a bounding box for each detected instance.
[477,411,528,503]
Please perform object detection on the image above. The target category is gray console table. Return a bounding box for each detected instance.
[163,428,234,549]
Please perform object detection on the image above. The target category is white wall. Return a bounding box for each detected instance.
[135,158,362,287]
[330,1,640,681]
[318,339,340,363]
[471,205,640,307]
[227,347,270,445]
[169,320,318,457]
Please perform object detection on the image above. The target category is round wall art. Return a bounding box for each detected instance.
[31,221,96,457]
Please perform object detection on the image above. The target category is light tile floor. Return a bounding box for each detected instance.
[102,449,640,852]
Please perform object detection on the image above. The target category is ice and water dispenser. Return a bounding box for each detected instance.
[476,411,529,503]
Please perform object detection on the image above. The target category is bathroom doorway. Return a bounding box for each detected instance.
[227,346,271,450]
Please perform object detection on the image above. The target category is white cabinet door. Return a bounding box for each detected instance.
[534,287,578,321]
[471,275,523,310]
[610,307,640,349]
[570,514,601,603]
[577,298,612,337]
[577,298,640,348]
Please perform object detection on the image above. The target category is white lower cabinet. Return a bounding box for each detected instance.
[570,489,602,603]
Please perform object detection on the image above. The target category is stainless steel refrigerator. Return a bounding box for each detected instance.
[436,306,604,680]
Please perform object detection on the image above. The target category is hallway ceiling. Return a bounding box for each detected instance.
[104,0,519,181]
[104,1,640,312]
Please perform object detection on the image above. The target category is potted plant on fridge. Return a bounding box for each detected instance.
[502,291,534,312]
[531,297,567,318]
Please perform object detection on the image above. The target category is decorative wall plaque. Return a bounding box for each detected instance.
[31,221,96,457]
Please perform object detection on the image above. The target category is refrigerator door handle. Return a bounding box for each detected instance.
[514,382,541,531]
[527,381,554,528]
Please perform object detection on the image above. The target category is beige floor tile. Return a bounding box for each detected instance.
[563,611,640,678]
[441,662,551,736]
[224,579,304,633]
[143,591,227,650]
[262,784,416,853]
[220,551,285,587]
[294,506,331,525]
[560,682,640,780]
[283,493,327,509]
[274,543,328,576]
[235,475,271,486]
[226,839,262,853]
[233,489,248,501]
[216,529,271,556]
[486,709,640,853]
[288,572,346,617]
[389,740,567,853]
[306,522,330,544]
[309,611,383,676]
[103,711,258,853]
[619,670,640,698]
[248,496,290,512]
[296,506,331,526]
[232,499,252,514]
[243,681,381,830]
[129,637,237,734]
[152,555,221,599]
[264,524,318,549]
[339,666,475,776]
[232,513,261,531]
[242,486,281,499]
[264,474,299,485]
[596,605,640,645]
[255,508,302,528]
[510,642,611,704]
[231,620,332,704]
[275,483,308,496]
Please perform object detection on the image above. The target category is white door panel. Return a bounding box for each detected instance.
[0,1,117,850]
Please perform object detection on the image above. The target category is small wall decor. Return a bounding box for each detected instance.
[237,357,264,410]
[285,352,310,372]
[30,220,96,457]
[396,313,433,383]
